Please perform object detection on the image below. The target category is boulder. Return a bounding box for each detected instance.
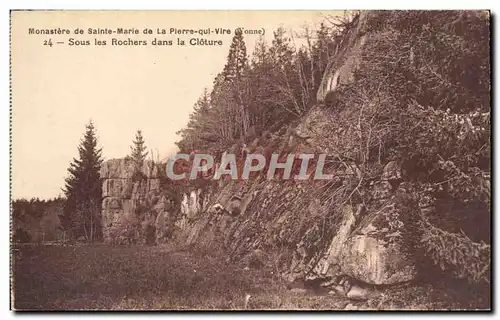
[339,204,416,285]
[181,189,203,220]
[311,205,360,278]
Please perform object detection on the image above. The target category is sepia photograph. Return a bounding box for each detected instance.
[10,10,491,311]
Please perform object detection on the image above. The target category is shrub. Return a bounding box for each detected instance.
[420,217,490,284]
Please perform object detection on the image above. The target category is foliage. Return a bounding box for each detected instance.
[420,217,490,284]
[107,213,140,245]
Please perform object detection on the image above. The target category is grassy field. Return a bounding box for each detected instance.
[11,243,489,311]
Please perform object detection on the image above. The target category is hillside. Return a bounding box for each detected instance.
[98,11,490,308]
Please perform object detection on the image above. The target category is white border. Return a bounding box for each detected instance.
[3,1,498,319]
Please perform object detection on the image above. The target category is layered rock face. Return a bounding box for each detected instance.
[173,161,416,285]
[100,159,175,244]
[101,159,415,284]
[100,11,419,286]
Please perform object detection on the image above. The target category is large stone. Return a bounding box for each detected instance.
[340,235,416,285]
[180,189,203,220]
[228,198,242,216]
[102,208,123,228]
[311,205,360,278]
[339,204,416,285]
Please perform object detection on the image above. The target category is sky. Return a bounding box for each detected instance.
[11,10,341,199]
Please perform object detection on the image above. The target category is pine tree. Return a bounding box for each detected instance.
[265,27,306,117]
[176,88,219,153]
[60,121,103,242]
[270,27,294,70]
[223,29,248,82]
[248,36,275,132]
[311,22,336,96]
[130,130,148,166]
[222,29,250,137]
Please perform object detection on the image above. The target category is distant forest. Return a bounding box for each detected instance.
[12,198,65,243]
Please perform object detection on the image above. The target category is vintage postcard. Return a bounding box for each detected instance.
[10,10,491,311]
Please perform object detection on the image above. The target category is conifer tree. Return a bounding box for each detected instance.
[222,29,250,137]
[130,130,148,166]
[60,121,103,242]
[223,29,248,82]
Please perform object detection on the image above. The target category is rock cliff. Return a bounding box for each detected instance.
[100,159,174,244]
[100,10,490,288]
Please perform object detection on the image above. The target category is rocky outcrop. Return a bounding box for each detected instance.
[100,157,416,284]
[308,161,415,285]
[161,160,416,286]
[100,158,173,244]
[99,11,419,287]
[316,11,371,102]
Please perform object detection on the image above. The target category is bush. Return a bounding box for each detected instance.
[420,218,490,284]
